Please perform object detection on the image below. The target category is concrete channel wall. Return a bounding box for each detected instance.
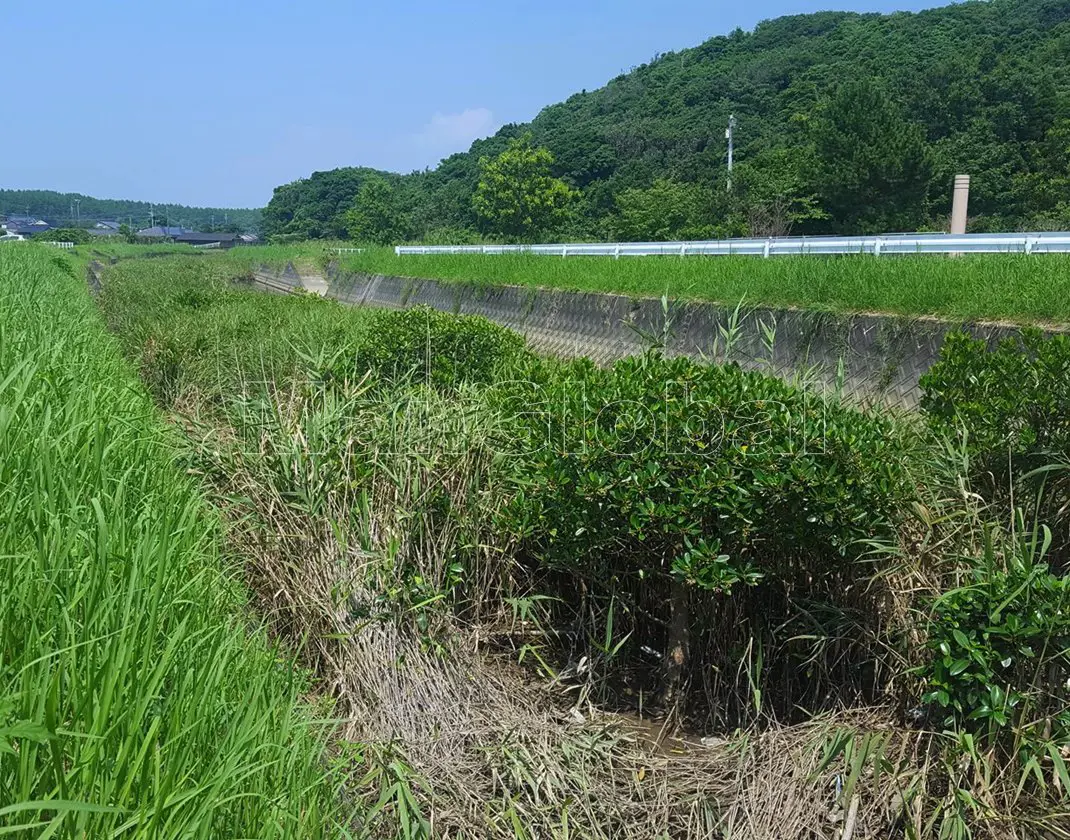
[250,262,1054,409]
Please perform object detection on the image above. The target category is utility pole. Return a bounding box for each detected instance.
[74,199,80,226]
[150,205,155,229]
[726,114,737,192]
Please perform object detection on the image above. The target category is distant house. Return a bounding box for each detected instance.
[238,233,260,245]
[87,221,123,237]
[173,231,239,249]
[136,225,186,239]
[4,217,51,237]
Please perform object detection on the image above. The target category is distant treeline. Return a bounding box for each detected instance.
[263,0,1070,243]
[0,190,261,233]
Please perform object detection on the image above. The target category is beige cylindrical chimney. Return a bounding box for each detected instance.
[950,175,970,235]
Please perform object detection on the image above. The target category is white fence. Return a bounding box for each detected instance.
[396,232,1070,258]
[0,239,75,248]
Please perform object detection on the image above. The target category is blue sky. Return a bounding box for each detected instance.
[1,0,941,208]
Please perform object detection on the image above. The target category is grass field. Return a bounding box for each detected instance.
[339,248,1070,325]
[0,247,353,836]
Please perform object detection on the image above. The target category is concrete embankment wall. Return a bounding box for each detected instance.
[250,262,1050,409]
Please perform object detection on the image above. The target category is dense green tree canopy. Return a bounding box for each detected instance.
[263,0,1070,243]
[261,167,393,241]
[809,80,932,233]
[343,177,412,245]
[472,135,576,240]
[611,178,729,241]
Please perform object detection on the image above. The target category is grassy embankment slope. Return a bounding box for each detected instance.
[75,241,1070,327]
[0,246,353,836]
[337,249,1070,325]
[69,239,1070,325]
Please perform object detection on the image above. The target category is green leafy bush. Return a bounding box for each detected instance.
[356,305,530,389]
[920,523,1070,749]
[33,227,92,244]
[505,351,913,585]
[495,351,918,721]
[921,329,1070,558]
[921,329,1070,461]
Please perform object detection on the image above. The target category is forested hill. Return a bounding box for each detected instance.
[263,0,1070,243]
[0,190,261,232]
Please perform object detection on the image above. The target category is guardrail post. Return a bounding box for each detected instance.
[874,238,883,257]
[950,175,970,235]
[763,240,771,259]
[614,244,621,260]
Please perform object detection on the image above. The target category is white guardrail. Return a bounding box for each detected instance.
[395,232,1070,258]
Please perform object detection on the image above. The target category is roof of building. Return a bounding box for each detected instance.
[94,221,121,230]
[7,222,51,235]
[136,226,185,238]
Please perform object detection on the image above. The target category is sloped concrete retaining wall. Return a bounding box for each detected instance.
[250,262,1052,409]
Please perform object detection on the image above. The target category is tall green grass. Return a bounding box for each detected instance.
[0,248,353,835]
[340,248,1070,324]
[99,257,371,406]
[74,242,201,259]
[214,242,345,274]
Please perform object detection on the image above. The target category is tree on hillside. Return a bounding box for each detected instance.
[612,178,727,240]
[809,80,932,233]
[1013,117,1070,230]
[473,135,576,241]
[734,149,826,237]
[261,168,386,241]
[344,178,412,245]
